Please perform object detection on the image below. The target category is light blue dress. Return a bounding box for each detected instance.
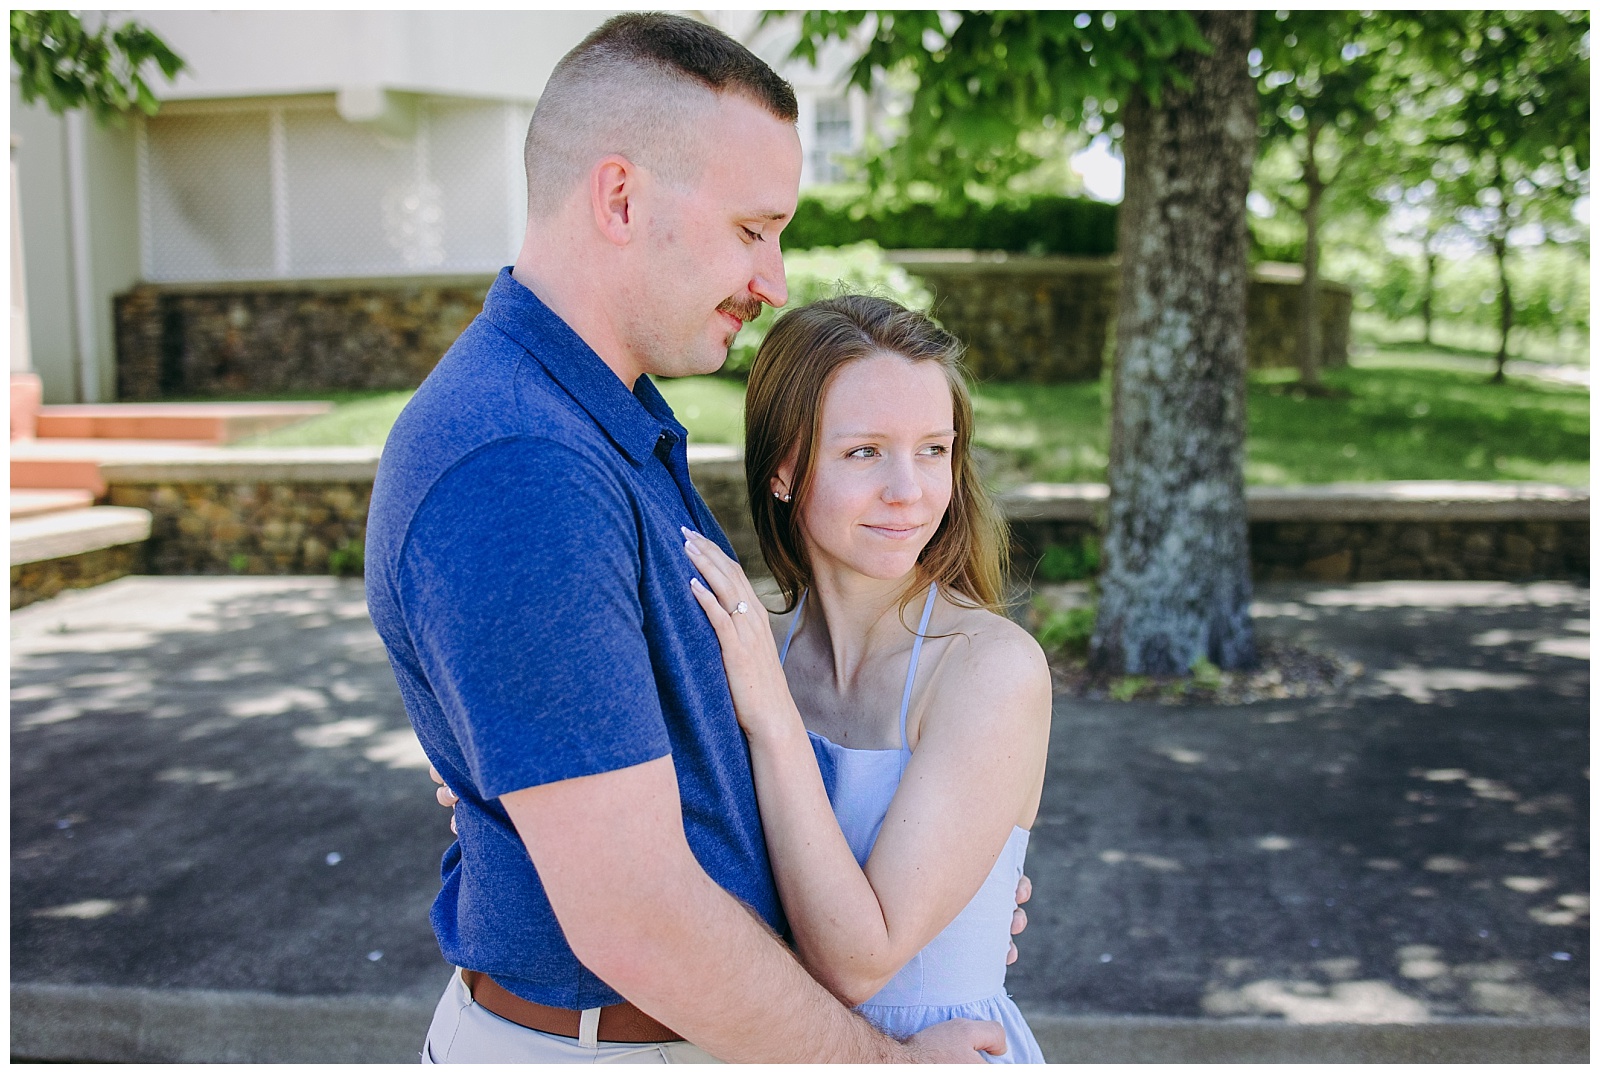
[779,583,1044,1063]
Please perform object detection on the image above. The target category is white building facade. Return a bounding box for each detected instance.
[13,10,868,402]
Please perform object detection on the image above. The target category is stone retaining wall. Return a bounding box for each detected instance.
[11,543,146,610]
[114,276,494,399]
[112,259,1353,397]
[890,252,1352,383]
[93,451,1588,587]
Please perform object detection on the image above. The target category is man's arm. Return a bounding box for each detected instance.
[432,763,1035,963]
[502,755,1004,1063]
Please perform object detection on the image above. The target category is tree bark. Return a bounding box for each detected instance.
[1491,230,1512,381]
[1092,10,1258,676]
[1421,229,1437,346]
[1296,127,1325,388]
[1489,157,1512,383]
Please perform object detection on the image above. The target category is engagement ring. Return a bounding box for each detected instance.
[731,601,748,615]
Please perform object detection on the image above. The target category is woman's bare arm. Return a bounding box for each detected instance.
[684,531,1050,1004]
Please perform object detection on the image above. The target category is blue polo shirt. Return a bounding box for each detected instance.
[366,267,782,1008]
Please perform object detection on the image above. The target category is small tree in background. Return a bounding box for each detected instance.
[10,10,185,124]
[1254,10,1414,392]
[1404,10,1588,380]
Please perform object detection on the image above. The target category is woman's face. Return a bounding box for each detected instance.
[780,351,956,584]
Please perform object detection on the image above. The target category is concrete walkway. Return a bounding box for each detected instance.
[10,577,1589,1062]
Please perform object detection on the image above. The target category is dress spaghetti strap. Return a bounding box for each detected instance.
[898,582,939,757]
[779,590,807,665]
[780,581,938,759]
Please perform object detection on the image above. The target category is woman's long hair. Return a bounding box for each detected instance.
[744,294,1009,616]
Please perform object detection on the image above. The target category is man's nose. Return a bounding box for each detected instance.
[751,241,788,309]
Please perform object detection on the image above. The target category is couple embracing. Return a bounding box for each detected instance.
[366,14,1051,1064]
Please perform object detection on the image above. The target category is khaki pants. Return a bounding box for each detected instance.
[422,968,721,1064]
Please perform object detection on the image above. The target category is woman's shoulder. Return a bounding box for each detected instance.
[914,594,1050,753]
[935,595,1044,660]
[932,596,1049,697]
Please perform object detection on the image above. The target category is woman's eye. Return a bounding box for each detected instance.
[847,446,879,458]
[920,444,950,457]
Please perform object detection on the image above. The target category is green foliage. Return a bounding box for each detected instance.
[784,193,1118,256]
[1338,242,1590,340]
[10,10,185,125]
[782,10,1212,202]
[722,243,934,377]
[228,553,249,573]
[328,540,364,578]
[1035,537,1101,582]
[1033,600,1097,658]
[1108,676,1147,702]
[1188,655,1223,690]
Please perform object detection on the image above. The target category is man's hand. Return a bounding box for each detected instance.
[902,1017,1007,1063]
[1007,873,1032,965]
[430,765,459,835]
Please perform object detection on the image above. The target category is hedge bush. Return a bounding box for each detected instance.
[783,193,1118,257]
[723,242,935,377]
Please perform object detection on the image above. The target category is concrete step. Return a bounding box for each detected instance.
[10,505,152,566]
[10,438,218,496]
[10,488,95,519]
[35,402,333,444]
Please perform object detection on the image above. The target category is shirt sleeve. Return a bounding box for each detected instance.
[398,436,671,799]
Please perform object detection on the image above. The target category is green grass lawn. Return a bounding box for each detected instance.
[236,347,1588,487]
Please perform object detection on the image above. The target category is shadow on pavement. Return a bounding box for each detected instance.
[10,576,1589,1060]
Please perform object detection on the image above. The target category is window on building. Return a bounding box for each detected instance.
[139,96,530,282]
[810,95,854,185]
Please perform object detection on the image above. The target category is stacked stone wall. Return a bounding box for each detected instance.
[1008,518,1587,584]
[114,276,493,399]
[112,260,1353,397]
[95,459,1587,588]
[108,481,372,574]
[894,254,1352,382]
[11,544,146,609]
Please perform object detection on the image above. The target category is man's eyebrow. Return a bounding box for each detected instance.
[750,210,791,222]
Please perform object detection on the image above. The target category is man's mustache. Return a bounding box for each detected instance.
[717,296,763,324]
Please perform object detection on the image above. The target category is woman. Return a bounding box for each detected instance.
[683,294,1051,1062]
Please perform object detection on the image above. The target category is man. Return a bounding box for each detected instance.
[367,14,1011,1063]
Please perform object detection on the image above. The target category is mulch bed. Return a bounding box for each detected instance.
[1047,639,1363,705]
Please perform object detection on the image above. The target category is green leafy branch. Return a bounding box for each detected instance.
[11,10,186,125]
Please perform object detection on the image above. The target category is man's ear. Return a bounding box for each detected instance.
[590,155,636,246]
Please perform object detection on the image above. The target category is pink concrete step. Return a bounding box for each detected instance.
[10,439,216,497]
[35,402,334,445]
[11,488,95,519]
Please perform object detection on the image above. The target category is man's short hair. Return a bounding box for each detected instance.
[524,14,798,217]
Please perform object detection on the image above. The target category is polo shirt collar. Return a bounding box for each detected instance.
[481,267,672,467]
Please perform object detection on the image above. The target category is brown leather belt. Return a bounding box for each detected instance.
[460,969,681,1044]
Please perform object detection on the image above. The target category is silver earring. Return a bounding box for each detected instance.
[774,491,791,503]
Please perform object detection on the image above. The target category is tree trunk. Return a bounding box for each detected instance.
[1421,231,1437,346]
[1296,130,1324,388]
[1092,10,1258,676]
[1491,230,1512,381]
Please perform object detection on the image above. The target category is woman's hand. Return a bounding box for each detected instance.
[429,764,458,835]
[682,528,801,743]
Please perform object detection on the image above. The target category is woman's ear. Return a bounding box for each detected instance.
[771,454,797,503]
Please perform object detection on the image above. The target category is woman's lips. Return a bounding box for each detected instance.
[862,523,924,540]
